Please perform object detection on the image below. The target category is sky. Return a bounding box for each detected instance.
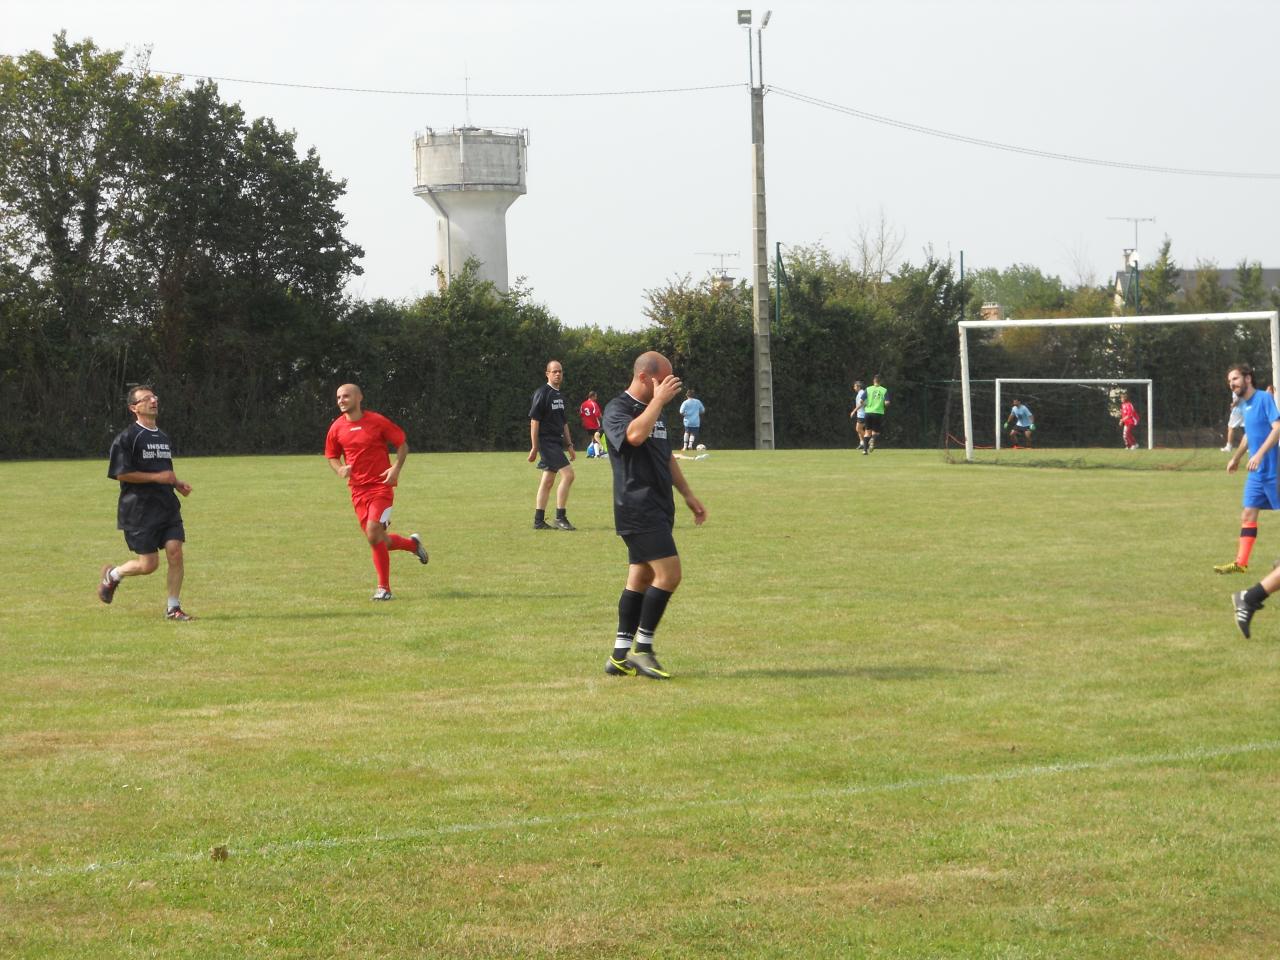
[9,0,1280,330]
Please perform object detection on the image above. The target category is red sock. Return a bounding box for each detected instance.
[1237,522,1258,567]
[371,542,391,588]
[387,534,414,552]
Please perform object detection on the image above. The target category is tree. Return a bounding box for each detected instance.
[1185,259,1230,314]
[1233,259,1268,311]
[1138,237,1180,315]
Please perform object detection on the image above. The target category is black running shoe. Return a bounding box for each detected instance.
[410,533,429,565]
[553,517,576,531]
[626,650,671,680]
[165,607,195,621]
[98,565,119,605]
[605,656,636,677]
[1232,590,1259,638]
[533,519,554,530]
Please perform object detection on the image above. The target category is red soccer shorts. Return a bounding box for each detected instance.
[351,488,394,529]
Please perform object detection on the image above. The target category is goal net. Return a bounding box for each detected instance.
[993,379,1152,451]
[955,310,1280,467]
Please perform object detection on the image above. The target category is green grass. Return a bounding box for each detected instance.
[2,449,1277,958]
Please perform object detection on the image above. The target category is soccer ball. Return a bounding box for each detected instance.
[696,444,706,451]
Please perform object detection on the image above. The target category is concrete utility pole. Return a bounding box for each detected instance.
[740,9,775,450]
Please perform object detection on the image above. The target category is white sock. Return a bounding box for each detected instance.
[109,567,123,582]
[167,597,181,610]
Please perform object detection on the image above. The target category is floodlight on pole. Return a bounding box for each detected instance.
[737,9,752,25]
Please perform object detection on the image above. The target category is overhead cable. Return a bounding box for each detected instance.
[771,85,1280,181]
[149,69,745,98]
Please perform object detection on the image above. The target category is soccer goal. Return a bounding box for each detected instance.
[994,379,1153,451]
[957,311,1280,462]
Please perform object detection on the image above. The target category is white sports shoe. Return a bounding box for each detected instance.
[371,588,394,601]
[1221,445,1233,452]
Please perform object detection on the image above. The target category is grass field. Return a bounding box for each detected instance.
[2,448,1277,959]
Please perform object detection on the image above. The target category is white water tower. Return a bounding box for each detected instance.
[413,126,527,292]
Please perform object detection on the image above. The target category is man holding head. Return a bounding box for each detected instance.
[528,359,577,530]
[325,383,429,600]
[601,351,708,679]
[97,385,195,620]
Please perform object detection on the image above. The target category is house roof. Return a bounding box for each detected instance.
[1113,267,1280,298]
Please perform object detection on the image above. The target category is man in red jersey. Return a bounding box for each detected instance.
[579,390,603,456]
[325,384,429,600]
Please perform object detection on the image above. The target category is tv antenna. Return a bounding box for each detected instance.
[697,251,740,280]
[1107,216,1155,253]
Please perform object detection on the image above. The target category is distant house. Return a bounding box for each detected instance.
[1113,265,1280,313]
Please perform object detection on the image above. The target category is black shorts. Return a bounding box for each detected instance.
[684,426,701,443]
[124,520,185,555]
[537,440,570,472]
[863,412,884,433]
[622,528,678,565]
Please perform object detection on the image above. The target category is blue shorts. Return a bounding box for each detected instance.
[1242,472,1280,510]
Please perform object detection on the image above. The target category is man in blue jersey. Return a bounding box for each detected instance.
[97,385,195,620]
[1005,399,1035,448]
[1216,363,1280,576]
[678,388,705,450]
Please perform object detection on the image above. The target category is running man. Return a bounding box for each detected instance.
[849,379,867,451]
[529,359,576,530]
[325,383,429,600]
[862,375,889,453]
[1215,363,1280,576]
[601,351,707,680]
[97,385,196,620]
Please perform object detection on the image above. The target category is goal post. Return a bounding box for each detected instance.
[994,378,1153,450]
[957,311,1280,461]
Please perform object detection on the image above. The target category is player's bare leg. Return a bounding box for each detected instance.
[162,539,193,620]
[164,540,184,599]
[555,465,575,508]
[535,470,555,510]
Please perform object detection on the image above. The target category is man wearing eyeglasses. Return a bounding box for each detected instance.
[97,385,195,620]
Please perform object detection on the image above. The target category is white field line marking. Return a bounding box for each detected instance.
[5,739,1277,881]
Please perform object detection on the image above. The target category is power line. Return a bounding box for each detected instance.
[771,84,1280,181]
[149,69,745,99]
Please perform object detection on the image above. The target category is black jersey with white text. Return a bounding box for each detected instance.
[602,392,674,535]
[528,383,567,441]
[107,422,182,530]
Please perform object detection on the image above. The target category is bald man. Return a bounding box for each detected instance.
[325,383,429,600]
[600,351,707,679]
[528,359,577,530]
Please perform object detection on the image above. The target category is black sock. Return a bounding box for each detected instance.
[1245,583,1269,607]
[555,507,566,520]
[534,509,545,523]
[635,586,674,652]
[614,589,644,658]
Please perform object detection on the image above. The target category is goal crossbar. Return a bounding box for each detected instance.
[957,311,1280,461]
[994,378,1153,450]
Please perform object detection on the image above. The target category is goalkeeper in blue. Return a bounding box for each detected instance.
[1005,399,1035,448]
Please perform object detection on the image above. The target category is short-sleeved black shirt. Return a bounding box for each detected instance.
[528,383,567,441]
[107,422,182,531]
[602,391,674,535]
